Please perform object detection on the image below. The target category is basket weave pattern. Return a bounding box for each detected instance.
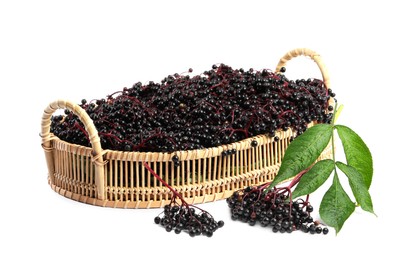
[41,48,333,208]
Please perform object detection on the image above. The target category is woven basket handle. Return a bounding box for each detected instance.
[41,99,105,200]
[276,48,330,90]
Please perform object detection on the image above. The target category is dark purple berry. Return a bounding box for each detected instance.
[306,205,314,213]
[316,226,322,234]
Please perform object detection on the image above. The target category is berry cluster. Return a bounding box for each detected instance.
[144,162,224,237]
[51,64,334,152]
[154,203,224,237]
[226,185,329,235]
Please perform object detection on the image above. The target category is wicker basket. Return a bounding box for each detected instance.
[40,48,333,208]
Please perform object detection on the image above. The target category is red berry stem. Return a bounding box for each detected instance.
[287,166,312,189]
[143,161,189,207]
[73,121,89,140]
[143,161,214,217]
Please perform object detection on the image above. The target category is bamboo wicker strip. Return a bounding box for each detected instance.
[164,158,169,201]
[85,151,90,197]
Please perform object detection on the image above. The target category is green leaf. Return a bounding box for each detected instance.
[336,125,373,189]
[270,124,333,186]
[336,162,375,214]
[320,173,355,234]
[291,159,335,199]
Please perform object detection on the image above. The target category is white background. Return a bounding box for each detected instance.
[1,0,405,259]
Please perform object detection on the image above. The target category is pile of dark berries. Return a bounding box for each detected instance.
[50,64,334,152]
[154,203,224,237]
[227,185,329,235]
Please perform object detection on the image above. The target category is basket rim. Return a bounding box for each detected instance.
[48,126,299,161]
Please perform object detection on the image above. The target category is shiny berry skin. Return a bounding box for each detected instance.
[316,226,322,234]
[172,155,179,164]
[306,205,313,212]
[165,225,173,232]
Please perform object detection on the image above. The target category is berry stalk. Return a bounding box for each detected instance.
[143,162,188,207]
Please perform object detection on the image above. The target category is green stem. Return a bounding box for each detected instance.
[331,125,336,163]
[331,102,338,173]
[333,104,344,124]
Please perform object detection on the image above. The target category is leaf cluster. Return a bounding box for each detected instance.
[269,110,374,234]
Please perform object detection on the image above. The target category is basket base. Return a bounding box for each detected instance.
[47,168,273,208]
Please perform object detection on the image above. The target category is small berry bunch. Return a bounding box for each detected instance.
[144,162,224,237]
[154,202,224,237]
[227,184,329,235]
